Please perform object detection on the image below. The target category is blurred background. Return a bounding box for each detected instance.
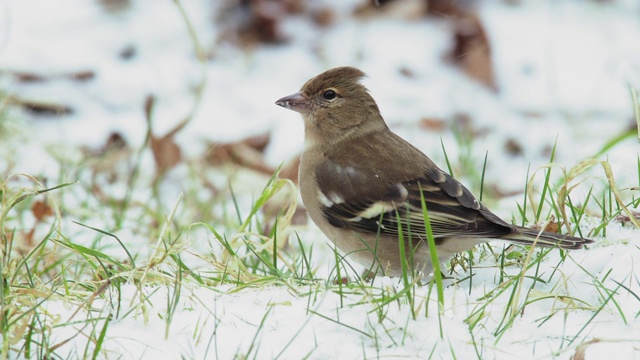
[1,0,639,225]
[0,0,640,359]
[2,3,640,358]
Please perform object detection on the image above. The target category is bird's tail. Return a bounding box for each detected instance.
[500,227,594,250]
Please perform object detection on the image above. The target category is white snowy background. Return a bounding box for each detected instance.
[1,0,639,359]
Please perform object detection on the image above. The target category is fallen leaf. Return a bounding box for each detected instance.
[10,69,95,83]
[7,95,74,117]
[150,135,182,175]
[450,15,497,91]
[13,72,47,82]
[217,0,304,47]
[452,112,488,138]
[97,0,131,12]
[530,216,560,234]
[570,338,601,360]
[311,7,336,27]
[504,138,524,156]
[31,199,54,221]
[145,95,188,176]
[398,66,416,78]
[355,0,427,20]
[419,117,447,132]
[70,71,95,81]
[207,132,274,175]
[426,0,464,17]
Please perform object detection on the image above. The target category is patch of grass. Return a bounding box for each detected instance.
[0,138,318,359]
[2,78,639,360]
[1,142,636,360]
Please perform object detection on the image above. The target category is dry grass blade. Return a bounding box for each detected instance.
[557,158,640,231]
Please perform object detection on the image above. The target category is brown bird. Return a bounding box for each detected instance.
[275,66,593,277]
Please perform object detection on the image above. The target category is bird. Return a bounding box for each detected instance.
[275,66,594,277]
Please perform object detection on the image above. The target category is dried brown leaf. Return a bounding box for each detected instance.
[13,72,47,82]
[150,135,182,175]
[98,0,131,12]
[144,95,189,175]
[10,69,95,83]
[530,216,560,234]
[399,66,416,78]
[207,132,274,174]
[450,15,497,91]
[426,0,466,17]
[453,112,488,138]
[311,7,336,27]
[419,117,447,132]
[355,0,427,20]
[70,71,95,81]
[504,138,524,156]
[7,95,74,117]
[31,199,54,221]
[243,132,271,152]
[218,0,303,46]
[570,338,601,360]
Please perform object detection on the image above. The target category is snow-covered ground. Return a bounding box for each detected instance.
[1,0,639,359]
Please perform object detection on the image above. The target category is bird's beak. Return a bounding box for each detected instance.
[275,92,311,114]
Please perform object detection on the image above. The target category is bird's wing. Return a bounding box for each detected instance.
[319,166,515,242]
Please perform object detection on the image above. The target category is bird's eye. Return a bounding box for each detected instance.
[323,90,336,100]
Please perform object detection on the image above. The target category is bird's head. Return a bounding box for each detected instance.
[276,66,386,146]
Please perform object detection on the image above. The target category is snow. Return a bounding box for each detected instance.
[2,0,640,359]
